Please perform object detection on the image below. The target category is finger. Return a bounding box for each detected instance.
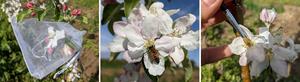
[202,10,226,29]
[201,0,223,21]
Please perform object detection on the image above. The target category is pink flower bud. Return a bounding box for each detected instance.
[260,8,277,25]
[62,4,68,11]
[26,2,34,9]
[71,9,81,16]
[31,12,36,16]
[47,48,53,55]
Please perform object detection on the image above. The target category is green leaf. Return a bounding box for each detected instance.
[182,48,193,82]
[109,52,120,62]
[107,11,124,35]
[184,62,193,82]
[58,15,64,22]
[17,10,31,22]
[124,0,140,17]
[101,3,123,25]
[82,16,88,24]
[145,0,156,8]
[53,0,61,21]
[37,9,47,21]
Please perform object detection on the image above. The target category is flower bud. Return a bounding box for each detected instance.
[25,2,34,9]
[71,9,81,16]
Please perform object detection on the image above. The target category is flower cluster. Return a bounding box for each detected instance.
[19,0,81,22]
[23,1,47,17]
[65,61,81,82]
[229,8,300,80]
[57,0,81,21]
[45,27,66,55]
[1,0,22,22]
[108,2,198,76]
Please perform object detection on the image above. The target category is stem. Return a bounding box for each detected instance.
[241,65,251,82]
[234,0,251,81]
[241,38,251,82]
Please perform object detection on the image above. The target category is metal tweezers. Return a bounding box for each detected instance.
[220,3,248,38]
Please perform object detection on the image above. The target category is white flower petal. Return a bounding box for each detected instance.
[260,8,277,26]
[270,57,289,77]
[143,53,151,69]
[125,24,145,46]
[170,47,184,65]
[286,38,295,50]
[149,2,173,34]
[157,17,174,35]
[258,27,269,36]
[239,53,248,66]
[48,26,55,37]
[158,50,169,57]
[250,59,269,77]
[113,21,128,37]
[174,14,196,34]
[128,4,149,26]
[127,42,146,60]
[148,63,165,76]
[123,51,142,63]
[246,44,266,62]
[180,31,199,50]
[272,45,298,62]
[150,2,164,9]
[143,54,165,76]
[141,15,159,39]
[108,36,126,52]
[155,36,180,52]
[252,36,267,44]
[166,9,180,16]
[229,37,247,55]
[239,25,254,39]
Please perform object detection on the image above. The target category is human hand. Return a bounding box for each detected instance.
[201,0,244,31]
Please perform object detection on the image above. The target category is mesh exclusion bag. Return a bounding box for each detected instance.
[10,17,85,79]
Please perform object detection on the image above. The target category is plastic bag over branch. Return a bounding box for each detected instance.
[10,17,85,79]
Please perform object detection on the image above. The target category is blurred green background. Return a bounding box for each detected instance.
[201,0,300,82]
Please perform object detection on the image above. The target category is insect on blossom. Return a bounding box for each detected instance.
[108,2,199,76]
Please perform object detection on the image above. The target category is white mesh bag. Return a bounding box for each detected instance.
[10,17,85,79]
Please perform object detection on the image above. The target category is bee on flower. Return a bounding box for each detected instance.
[108,2,199,76]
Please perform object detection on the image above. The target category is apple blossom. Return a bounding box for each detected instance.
[25,2,34,9]
[229,25,266,66]
[229,8,300,80]
[108,2,198,76]
[59,0,69,5]
[71,9,81,16]
[39,3,46,10]
[260,8,277,28]
[62,4,68,11]
[154,13,198,65]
